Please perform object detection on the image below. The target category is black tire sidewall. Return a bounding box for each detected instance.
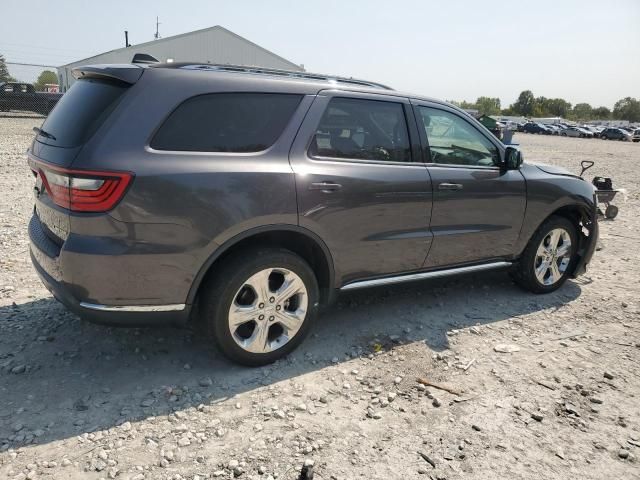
[514,216,578,294]
[201,248,319,366]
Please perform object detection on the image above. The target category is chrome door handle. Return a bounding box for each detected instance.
[438,182,463,191]
[309,182,342,192]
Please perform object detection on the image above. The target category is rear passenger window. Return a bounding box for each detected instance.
[310,97,411,162]
[151,93,303,152]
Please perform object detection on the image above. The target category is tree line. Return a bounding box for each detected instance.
[453,91,640,122]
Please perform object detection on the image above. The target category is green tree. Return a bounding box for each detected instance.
[543,98,572,117]
[613,97,640,122]
[459,100,477,110]
[591,106,611,119]
[0,53,15,82]
[475,96,501,115]
[572,103,593,121]
[532,96,547,117]
[512,90,535,116]
[33,70,58,91]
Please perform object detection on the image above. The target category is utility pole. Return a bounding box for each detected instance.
[154,17,161,40]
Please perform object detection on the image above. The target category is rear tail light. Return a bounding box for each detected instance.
[31,160,133,212]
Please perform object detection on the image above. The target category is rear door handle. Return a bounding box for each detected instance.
[438,182,463,191]
[309,182,342,192]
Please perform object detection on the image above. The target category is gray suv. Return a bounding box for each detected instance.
[28,63,598,365]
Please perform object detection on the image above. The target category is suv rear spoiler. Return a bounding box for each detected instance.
[72,64,144,85]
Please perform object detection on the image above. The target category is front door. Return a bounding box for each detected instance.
[289,91,432,286]
[413,102,526,268]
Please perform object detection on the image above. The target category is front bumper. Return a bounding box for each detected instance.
[570,200,599,278]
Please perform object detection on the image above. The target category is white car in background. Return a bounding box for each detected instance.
[561,126,593,138]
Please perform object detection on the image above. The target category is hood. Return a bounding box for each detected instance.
[528,162,580,178]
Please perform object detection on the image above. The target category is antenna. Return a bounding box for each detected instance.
[154,16,161,40]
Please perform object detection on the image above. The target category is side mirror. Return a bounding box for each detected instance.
[500,146,523,170]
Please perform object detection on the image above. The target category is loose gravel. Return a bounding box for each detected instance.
[1,119,639,479]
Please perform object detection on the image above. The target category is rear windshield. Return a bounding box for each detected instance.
[150,93,303,152]
[38,79,127,148]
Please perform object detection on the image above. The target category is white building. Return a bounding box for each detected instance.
[57,25,303,92]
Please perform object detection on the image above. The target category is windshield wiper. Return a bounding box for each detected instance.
[32,127,57,141]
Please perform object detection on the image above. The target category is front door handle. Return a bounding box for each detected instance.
[438,182,463,191]
[309,182,342,193]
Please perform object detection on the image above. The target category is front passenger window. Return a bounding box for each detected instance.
[418,107,499,167]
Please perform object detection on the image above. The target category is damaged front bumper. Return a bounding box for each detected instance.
[571,194,599,278]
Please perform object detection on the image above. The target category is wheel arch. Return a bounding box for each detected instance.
[519,202,595,276]
[187,225,336,307]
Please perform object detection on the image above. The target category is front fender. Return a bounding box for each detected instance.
[516,164,596,256]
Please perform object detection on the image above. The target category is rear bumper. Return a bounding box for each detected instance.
[31,250,190,326]
[29,215,191,327]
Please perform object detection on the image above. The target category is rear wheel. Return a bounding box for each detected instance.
[200,248,319,366]
[512,216,577,294]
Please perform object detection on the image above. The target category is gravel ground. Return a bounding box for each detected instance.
[1,118,639,480]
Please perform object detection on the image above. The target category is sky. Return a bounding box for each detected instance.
[1,0,639,109]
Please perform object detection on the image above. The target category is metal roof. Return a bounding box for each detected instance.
[58,25,302,71]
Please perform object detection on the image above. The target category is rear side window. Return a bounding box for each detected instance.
[309,97,411,162]
[151,93,303,152]
[39,79,127,148]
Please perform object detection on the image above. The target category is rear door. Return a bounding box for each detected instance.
[412,101,526,268]
[289,90,432,285]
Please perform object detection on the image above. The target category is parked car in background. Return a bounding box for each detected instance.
[577,127,594,138]
[586,126,605,136]
[522,122,551,134]
[561,126,592,138]
[601,128,632,141]
[0,82,62,114]
[546,125,562,135]
[632,129,640,142]
[499,120,519,131]
[27,62,599,365]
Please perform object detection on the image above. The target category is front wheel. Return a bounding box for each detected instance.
[511,216,577,294]
[200,248,319,366]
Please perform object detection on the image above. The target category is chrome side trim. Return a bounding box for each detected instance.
[79,302,186,312]
[340,262,512,291]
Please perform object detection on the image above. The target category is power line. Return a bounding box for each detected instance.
[6,62,57,68]
[0,41,95,55]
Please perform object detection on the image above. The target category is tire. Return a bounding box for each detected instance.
[199,248,319,366]
[511,216,578,294]
[605,205,618,219]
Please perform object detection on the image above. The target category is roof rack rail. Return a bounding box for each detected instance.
[167,63,393,90]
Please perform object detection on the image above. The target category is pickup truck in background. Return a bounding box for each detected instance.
[0,82,62,115]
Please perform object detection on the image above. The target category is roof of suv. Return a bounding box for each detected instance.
[150,62,395,91]
[72,61,454,111]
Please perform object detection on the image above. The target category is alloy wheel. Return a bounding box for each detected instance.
[534,228,572,286]
[228,268,308,354]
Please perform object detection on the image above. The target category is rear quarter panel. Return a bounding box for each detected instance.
[66,69,318,305]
